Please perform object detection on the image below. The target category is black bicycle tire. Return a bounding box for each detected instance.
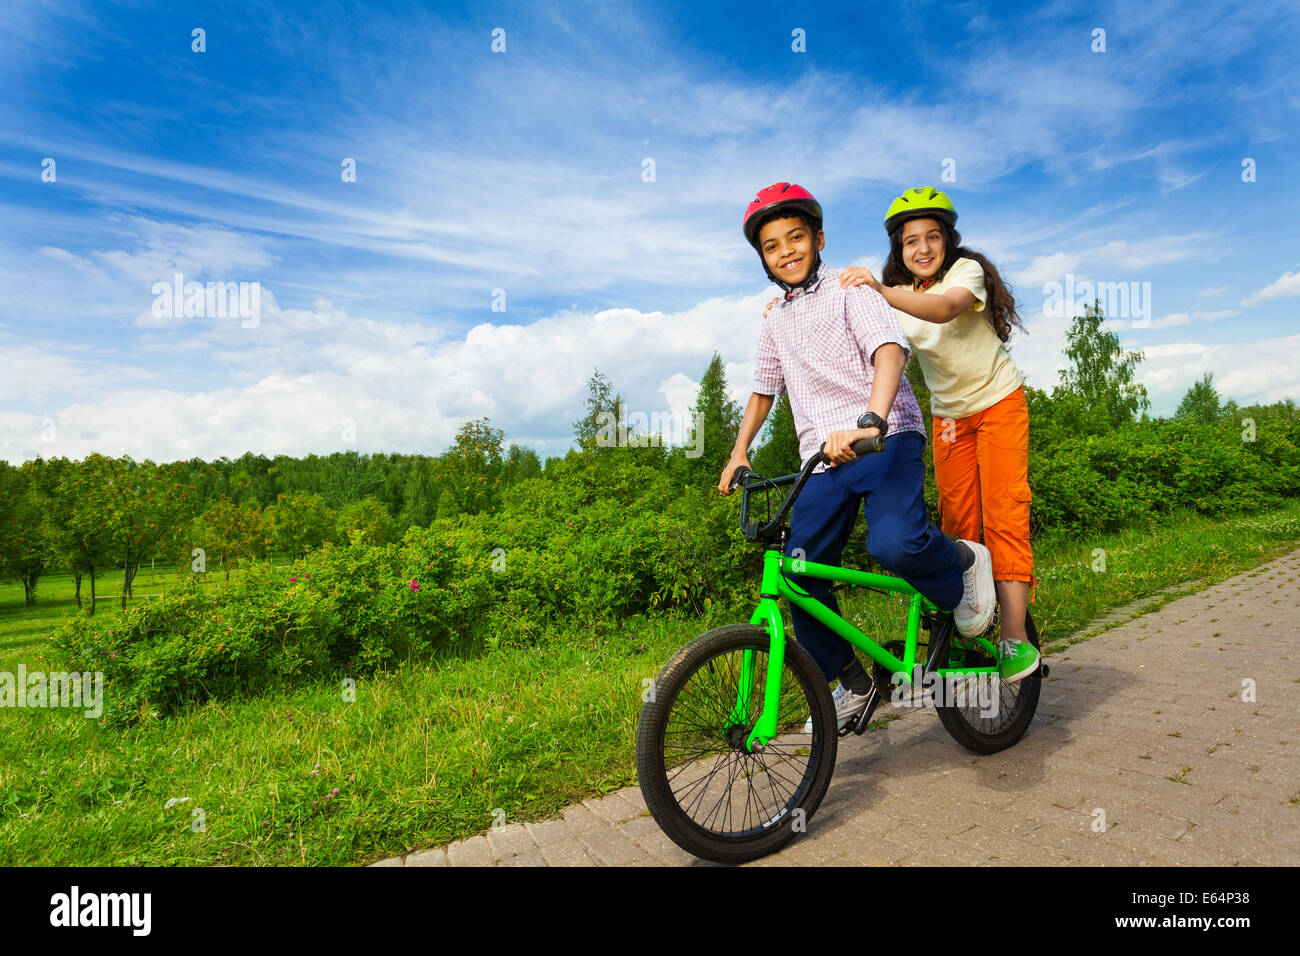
[635,624,837,864]
[933,611,1042,754]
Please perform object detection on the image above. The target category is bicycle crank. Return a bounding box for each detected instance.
[839,686,881,737]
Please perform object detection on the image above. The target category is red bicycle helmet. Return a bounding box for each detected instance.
[743,182,823,248]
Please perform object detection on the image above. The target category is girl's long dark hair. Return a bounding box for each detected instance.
[881,220,1025,343]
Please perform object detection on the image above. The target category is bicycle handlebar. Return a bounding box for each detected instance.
[731,433,886,542]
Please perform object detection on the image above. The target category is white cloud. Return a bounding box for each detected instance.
[1013,253,1082,289]
[1010,236,1222,315]
[1243,268,1300,306]
[1199,285,1229,297]
[1137,334,1300,414]
[1138,343,1211,360]
[0,337,156,407]
[1115,308,1241,330]
[0,288,780,465]
[1085,235,1219,270]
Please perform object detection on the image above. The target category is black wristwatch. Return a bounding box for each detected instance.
[856,411,889,436]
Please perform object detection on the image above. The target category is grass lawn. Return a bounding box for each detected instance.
[2,502,1298,865]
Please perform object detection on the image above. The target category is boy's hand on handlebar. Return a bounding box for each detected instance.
[719,456,752,496]
[839,267,881,293]
[824,427,880,466]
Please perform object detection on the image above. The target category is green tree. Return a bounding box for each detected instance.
[266,491,336,559]
[1058,300,1149,428]
[689,352,744,476]
[573,368,618,452]
[231,452,277,505]
[189,497,266,580]
[321,450,380,502]
[46,454,117,614]
[749,392,801,477]
[0,463,48,605]
[502,444,543,486]
[1175,371,1222,425]
[435,418,505,518]
[398,456,440,528]
[106,458,199,608]
[337,496,397,546]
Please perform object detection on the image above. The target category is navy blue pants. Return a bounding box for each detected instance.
[784,430,965,682]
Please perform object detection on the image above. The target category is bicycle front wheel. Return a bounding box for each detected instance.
[635,624,837,864]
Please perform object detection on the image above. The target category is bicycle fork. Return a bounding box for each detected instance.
[731,599,882,750]
[731,595,786,754]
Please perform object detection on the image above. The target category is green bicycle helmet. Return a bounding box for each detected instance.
[884,186,958,234]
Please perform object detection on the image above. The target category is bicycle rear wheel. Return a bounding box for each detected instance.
[933,611,1041,754]
[635,624,837,864]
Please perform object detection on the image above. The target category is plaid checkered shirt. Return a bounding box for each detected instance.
[751,263,927,473]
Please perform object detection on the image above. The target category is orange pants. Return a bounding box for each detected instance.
[932,386,1035,590]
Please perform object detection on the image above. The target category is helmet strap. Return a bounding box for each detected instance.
[761,247,823,298]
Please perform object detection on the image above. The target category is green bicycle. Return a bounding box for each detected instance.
[634,436,1046,864]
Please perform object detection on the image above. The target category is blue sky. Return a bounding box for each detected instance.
[2,0,1299,465]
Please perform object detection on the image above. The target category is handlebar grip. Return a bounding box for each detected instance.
[849,434,886,456]
[728,466,753,492]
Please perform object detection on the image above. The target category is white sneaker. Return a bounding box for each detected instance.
[804,683,847,733]
[954,539,995,638]
[833,687,875,731]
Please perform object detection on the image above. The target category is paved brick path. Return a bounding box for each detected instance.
[371,548,1300,866]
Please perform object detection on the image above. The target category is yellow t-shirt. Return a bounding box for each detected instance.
[893,257,1024,420]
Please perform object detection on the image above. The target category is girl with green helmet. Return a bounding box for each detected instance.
[840,187,1039,683]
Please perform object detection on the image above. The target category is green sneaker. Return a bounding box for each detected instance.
[998,640,1040,683]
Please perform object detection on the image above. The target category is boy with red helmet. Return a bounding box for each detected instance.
[720,183,996,728]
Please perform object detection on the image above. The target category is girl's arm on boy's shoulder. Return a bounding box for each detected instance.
[883,284,974,324]
[841,267,974,324]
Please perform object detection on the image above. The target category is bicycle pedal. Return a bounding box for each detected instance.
[852,710,877,735]
[851,689,881,736]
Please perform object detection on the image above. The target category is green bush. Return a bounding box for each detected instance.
[49,452,756,721]
[49,412,1299,722]
[1029,418,1300,534]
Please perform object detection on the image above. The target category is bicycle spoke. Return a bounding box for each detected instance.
[677,753,731,820]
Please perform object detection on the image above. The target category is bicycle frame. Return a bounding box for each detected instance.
[736,547,1000,753]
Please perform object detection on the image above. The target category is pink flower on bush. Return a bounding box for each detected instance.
[409,580,420,592]
[290,576,298,583]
